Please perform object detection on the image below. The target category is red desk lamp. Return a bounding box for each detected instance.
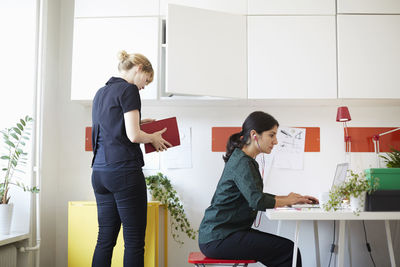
[336,106,352,153]
[372,127,400,167]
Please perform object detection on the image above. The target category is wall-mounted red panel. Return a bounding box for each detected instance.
[297,127,320,152]
[212,127,241,152]
[346,127,400,152]
[85,127,92,151]
[212,127,320,152]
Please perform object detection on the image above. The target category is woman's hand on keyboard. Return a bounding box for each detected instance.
[275,192,318,207]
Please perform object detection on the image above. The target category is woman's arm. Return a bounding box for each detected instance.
[124,110,172,151]
[140,118,155,125]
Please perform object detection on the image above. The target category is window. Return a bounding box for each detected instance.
[0,0,38,234]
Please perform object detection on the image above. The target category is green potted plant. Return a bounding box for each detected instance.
[364,147,400,191]
[380,147,400,168]
[145,172,197,245]
[323,170,379,214]
[0,116,39,234]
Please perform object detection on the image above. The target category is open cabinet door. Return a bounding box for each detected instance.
[167,4,247,98]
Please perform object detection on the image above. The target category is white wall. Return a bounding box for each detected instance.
[43,100,400,267]
[142,103,400,267]
[39,0,400,266]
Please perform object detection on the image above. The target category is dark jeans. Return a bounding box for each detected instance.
[199,229,302,267]
[91,170,147,267]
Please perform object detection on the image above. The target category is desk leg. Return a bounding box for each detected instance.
[292,220,300,267]
[337,220,346,267]
[313,221,321,267]
[347,221,352,267]
[277,220,282,235]
[385,220,396,267]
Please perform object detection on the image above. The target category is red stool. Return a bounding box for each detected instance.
[188,252,256,267]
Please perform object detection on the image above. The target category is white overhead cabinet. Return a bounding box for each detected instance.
[166,4,247,98]
[74,0,160,17]
[70,1,400,101]
[160,0,247,16]
[248,0,336,15]
[248,16,337,99]
[71,17,159,100]
[337,15,400,98]
[337,0,400,14]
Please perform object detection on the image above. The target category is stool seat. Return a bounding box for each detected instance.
[188,252,256,265]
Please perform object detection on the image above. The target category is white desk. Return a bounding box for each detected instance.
[265,209,400,267]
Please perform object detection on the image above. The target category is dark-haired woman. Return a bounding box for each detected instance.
[198,111,318,267]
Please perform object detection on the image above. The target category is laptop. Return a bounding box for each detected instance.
[292,163,349,209]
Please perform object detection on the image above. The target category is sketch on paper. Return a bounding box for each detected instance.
[273,127,306,170]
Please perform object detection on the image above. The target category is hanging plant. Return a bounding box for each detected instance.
[145,172,197,245]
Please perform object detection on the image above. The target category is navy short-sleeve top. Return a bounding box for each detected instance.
[91,77,144,170]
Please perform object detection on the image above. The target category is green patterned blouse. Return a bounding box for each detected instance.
[198,148,276,244]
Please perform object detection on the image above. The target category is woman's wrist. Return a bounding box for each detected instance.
[147,132,156,144]
[274,197,289,208]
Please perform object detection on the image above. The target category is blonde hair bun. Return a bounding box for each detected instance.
[118,50,129,62]
[117,50,154,84]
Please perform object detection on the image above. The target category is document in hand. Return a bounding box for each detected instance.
[140,117,180,153]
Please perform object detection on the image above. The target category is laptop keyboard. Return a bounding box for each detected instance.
[291,204,320,209]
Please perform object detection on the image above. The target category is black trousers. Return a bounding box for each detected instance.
[199,229,302,267]
[91,170,147,267]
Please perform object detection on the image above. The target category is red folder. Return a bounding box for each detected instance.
[140,117,180,153]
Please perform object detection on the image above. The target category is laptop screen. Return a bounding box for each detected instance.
[331,163,349,188]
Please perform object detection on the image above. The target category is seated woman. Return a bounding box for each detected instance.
[198,111,318,267]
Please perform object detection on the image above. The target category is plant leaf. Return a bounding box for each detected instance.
[13,127,21,135]
[10,133,19,140]
[11,159,17,167]
[5,140,15,148]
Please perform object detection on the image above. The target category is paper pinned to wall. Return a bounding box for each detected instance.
[163,127,192,169]
[142,145,160,170]
[273,127,306,170]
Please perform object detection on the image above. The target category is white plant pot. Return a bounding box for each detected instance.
[350,193,366,212]
[0,203,14,235]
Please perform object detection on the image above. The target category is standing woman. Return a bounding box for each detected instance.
[198,111,318,267]
[91,51,171,267]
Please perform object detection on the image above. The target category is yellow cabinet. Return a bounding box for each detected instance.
[68,201,167,267]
